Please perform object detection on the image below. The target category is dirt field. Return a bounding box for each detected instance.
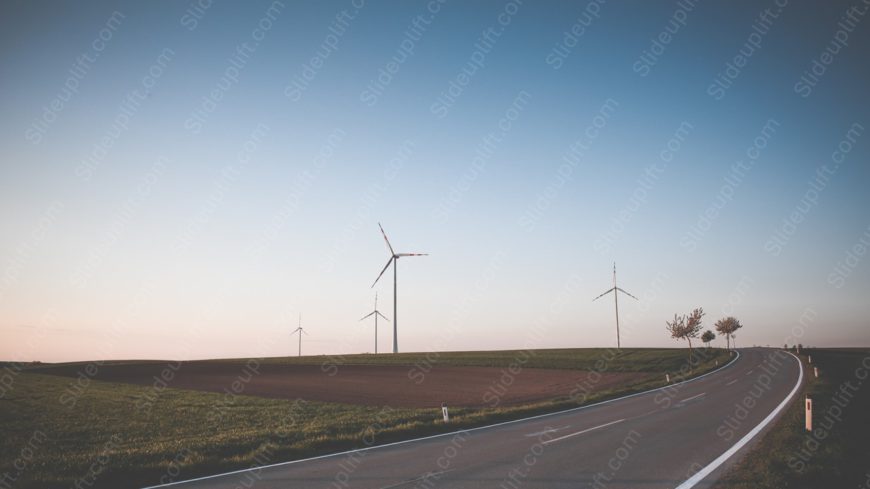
[35,361,649,408]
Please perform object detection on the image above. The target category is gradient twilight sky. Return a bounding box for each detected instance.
[1,0,869,362]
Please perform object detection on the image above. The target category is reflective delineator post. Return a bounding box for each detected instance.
[805,395,813,432]
[442,402,449,423]
[814,367,819,378]
[808,355,812,364]
[666,373,670,383]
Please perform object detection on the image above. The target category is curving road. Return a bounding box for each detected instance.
[147,348,803,489]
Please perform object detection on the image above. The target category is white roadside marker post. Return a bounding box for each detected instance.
[805,395,813,432]
[442,402,449,423]
[666,373,670,383]
[808,355,812,364]
[814,367,819,378]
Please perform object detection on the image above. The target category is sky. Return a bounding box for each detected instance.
[1,0,869,362]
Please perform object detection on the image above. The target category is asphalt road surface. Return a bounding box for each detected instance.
[149,348,803,489]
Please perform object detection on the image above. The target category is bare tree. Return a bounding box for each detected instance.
[666,307,705,360]
[701,330,715,348]
[715,316,743,351]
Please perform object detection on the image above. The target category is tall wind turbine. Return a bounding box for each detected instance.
[359,292,389,354]
[592,263,638,350]
[291,313,308,357]
[372,222,427,354]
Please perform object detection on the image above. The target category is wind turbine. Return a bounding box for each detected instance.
[291,313,308,357]
[592,263,638,350]
[359,292,389,354]
[372,222,427,354]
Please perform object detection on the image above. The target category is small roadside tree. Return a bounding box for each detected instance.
[701,330,715,349]
[715,316,743,351]
[666,307,705,363]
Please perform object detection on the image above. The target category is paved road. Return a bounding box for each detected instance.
[150,348,802,489]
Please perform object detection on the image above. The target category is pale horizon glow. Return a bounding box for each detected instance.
[1,1,869,362]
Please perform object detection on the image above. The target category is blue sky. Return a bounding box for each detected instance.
[1,0,869,361]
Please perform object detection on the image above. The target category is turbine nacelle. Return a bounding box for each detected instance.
[370,222,427,353]
[291,313,308,357]
[592,262,637,350]
[372,223,428,288]
[360,292,389,354]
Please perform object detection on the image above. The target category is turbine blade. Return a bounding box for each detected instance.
[360,311,376,321]
[397,253,428,257]
[372,257,394,288]
[592,287,616,302]
[616,287,639,300]
[378,222,395,255]
[376,311,390,321]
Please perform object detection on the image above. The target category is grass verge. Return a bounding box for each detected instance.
[712,348,870,488]
[1,347,729,488]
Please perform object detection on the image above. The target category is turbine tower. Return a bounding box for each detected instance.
[372,222,427,354]
[359,292,389,354]
[291,313,308,357]
[592,263,638,350]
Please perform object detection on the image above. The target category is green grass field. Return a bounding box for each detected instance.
[713,348,870,489]
[1,348,729,489]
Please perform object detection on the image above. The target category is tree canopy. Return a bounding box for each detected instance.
[701,330,716,346]
[666,307,705,357]
[715,316,743,350]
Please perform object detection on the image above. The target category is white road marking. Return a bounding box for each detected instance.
[725,379,738,386]
[143,353,743,489]
[675,351,804,489]
[541,419,625,445]
[525,425,570,437]
[679,393,706,403]
[379,469,455,488]
[745,369,754,375]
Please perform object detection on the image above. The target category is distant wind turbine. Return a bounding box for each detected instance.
[372,222,428,354]
[592,263,638,350]
[359,292,389,354]
[291,313,308,357]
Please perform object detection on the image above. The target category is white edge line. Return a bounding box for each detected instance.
[143,351,742,488]
[674,350,803,489]
[542,418,625,445]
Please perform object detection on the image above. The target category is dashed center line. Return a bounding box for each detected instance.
[541,419,625,445]
[679,392,706,403]
[525,426,570,437]
[745,369,754,375]
[726,379,738,386]
[379,469,455,488]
